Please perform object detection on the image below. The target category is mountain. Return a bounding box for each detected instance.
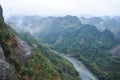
[6,15,82,44]
[80,16,120,37]
[15,32,80,80]
[0,4,30,80]
[0,5,80,80]
[51,21,120,80]
[7,15,120,80]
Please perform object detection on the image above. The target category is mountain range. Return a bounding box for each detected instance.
[7,15,120,80]
[0,5,80,80]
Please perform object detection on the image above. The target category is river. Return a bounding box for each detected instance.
[64,55,98,80]
[52,50,98,80]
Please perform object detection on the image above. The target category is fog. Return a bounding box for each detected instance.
[1,0,120,18]
[6,16,55,34]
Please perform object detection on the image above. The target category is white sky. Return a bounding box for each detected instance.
[0,0,120,17]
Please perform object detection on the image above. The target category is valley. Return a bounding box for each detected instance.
[7,15,120,80]
[0,5,80,80]
[1,0,120,80]
[63,54,98,80]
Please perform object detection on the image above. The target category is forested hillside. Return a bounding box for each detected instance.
[0,5,80,80]
[15,32,80,80]
[7,15,120,80]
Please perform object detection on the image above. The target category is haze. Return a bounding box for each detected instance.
[1,0,120,17]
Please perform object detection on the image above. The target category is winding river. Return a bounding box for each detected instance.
[64,55,98,80]
[52,50,98,80]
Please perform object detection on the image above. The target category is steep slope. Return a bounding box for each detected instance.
[0,5,80,80]
[0,5,18,80]
[15,32,80,80]
[0,5,32,80]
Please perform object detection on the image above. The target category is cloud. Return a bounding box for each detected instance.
[1,0,120,17]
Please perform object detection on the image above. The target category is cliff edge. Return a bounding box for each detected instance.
[0,5,31,80]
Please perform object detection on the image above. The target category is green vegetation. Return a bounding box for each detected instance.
[61,26,120,80]
[15,32,80,80]
[0,18,80,79]
[7,15,120,80]
[34,24,120,80]
[0,20,13,58]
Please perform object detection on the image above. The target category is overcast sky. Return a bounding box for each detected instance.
[0,0,120,17]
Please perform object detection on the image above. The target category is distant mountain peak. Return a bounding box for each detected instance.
[64,15,82,25]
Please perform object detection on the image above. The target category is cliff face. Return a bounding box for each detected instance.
[0,5,31,80]
[0,59,18,80]
[12,37,31,63]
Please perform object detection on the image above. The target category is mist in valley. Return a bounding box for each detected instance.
[0,0,120,80]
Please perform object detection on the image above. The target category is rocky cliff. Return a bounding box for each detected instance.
[0,5,31,80]
[0,5,3,21]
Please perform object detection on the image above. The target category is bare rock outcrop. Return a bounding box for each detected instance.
[12,37,31,63]
[0,59,18,80]
[0,46,18,80]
